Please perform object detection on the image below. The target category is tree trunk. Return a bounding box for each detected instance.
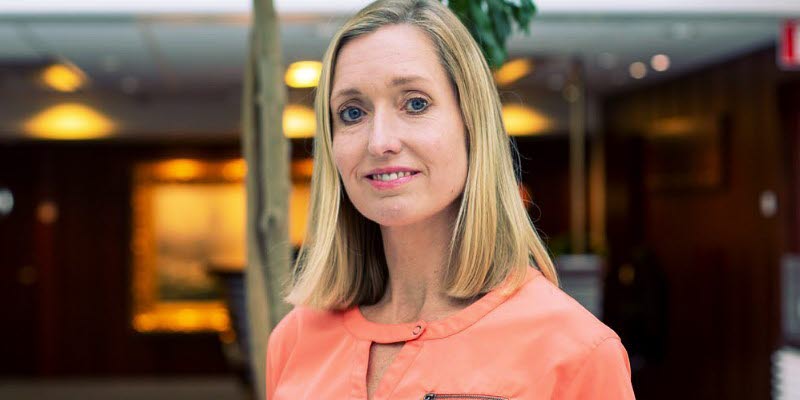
[242,0,291,398]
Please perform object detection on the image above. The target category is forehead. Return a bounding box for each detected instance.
[332,24,444,92]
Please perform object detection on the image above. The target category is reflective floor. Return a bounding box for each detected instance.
[0,377,249,400]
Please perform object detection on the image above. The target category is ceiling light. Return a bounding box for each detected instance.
[494,58,534,87]
[41,62,88,92]
[24,103,114,140]
[285,61,322,88]
[501,104,551,136]
[651,54,670,72]
[629,62,647,79]
[283,104,316,138]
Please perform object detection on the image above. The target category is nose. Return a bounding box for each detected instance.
[367,106,402,157]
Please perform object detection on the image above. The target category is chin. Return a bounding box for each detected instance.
[364,206,420,227]
[351,195,460,228]
[350,199,421,227]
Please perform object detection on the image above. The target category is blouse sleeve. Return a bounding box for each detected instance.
[265,310,299,400]
[555,337,636,400]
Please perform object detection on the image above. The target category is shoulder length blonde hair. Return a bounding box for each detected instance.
[285,0,558,310]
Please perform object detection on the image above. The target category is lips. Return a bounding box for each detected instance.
[363,166,420,189]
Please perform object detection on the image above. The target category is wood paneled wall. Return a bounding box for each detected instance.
[604,46,796,399]
[0,142,240,376]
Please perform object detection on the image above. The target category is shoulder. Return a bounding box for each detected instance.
[266,305,343,394]
[267,305,341,351]
[483,269,633,397]
[489,268,621,356]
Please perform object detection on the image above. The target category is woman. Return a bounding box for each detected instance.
[266,0,635,399]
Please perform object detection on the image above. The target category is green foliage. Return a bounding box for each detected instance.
[443,0,536,69]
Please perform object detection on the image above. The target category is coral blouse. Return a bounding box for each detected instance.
[266,267,635,399]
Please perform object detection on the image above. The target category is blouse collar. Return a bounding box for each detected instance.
[342,267,540,343]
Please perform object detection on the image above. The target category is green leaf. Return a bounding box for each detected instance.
[440,0,537,70]
[488,0,511,43]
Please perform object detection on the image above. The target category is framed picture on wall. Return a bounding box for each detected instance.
[130,157,313,333]
[643,114,730,193]
[131,158,246,333]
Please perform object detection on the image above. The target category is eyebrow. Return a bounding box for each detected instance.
[388,75,427,87]
[330,75,430,104]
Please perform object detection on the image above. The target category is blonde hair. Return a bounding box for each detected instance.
[285,0,558,310]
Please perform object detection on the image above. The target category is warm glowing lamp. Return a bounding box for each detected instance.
[289,159,314,247]
[222,159,247,180]
[291,158,314,179]
[285,61,322,88]
[154,159,204,180]
[494,58,534,87]
[283,104,316,138]
[289,183,311,247]
[501,104,551,136]
[41,62,88,92]
[24,103,114,140]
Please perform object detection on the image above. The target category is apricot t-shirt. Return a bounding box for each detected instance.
[266,267,635,399]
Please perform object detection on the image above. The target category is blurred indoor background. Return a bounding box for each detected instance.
[0,0,799,399]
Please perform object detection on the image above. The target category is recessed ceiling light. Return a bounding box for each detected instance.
[494,58,534,87]
[285,61,322,88]
[24,103,114,140]
[629,62,647,79]
[41,62,88,92]
[651,54,670,72]
[501,104,551,136]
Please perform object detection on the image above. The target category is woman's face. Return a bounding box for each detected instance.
[330,24,468,227]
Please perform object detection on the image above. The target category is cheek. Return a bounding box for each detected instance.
[332,136,356,177]
[446,126,469,191]
[425,125,468,188]
[441,121,468,165]
[332,135,371,201]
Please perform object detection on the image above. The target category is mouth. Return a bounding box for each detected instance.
[367,171,420,182]
[363,167,421,189]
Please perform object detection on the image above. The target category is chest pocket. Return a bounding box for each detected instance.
[423,393,508,400]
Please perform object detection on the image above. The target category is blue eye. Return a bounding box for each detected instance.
[406,97,429,113]
[340,106,364,123]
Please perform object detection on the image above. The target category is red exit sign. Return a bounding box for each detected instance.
[781,19,800,70]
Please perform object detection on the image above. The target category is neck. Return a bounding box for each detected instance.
[364,203,471,324]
